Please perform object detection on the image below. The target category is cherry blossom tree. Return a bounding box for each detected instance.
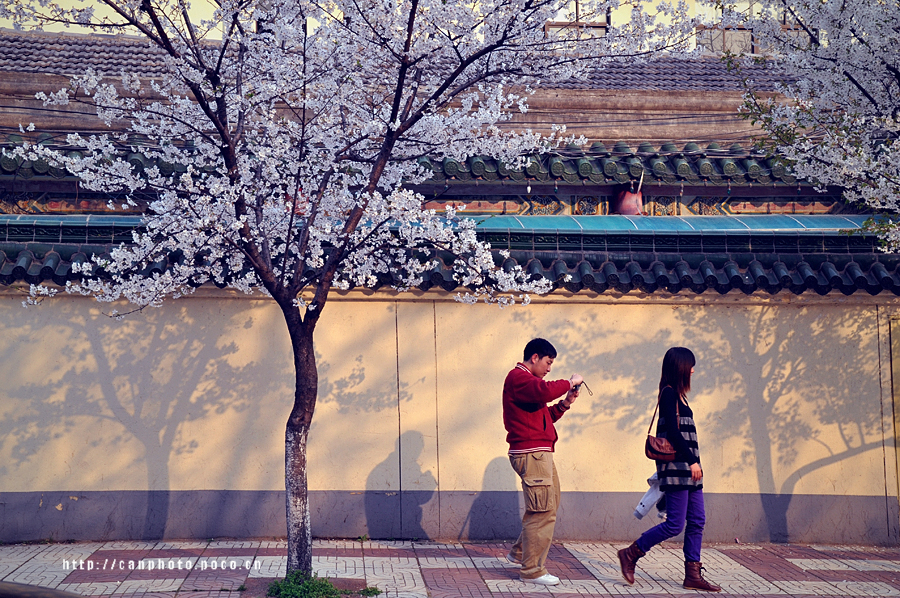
[2,0,697,571]
[718,0,899,247]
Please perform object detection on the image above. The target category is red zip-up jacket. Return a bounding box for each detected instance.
[503,363,572,453]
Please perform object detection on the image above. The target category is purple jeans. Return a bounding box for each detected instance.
[635,487,705,562]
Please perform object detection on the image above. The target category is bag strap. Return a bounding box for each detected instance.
[648,387,680,435]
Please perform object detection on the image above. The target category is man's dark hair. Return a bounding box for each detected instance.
[523,338,557,362]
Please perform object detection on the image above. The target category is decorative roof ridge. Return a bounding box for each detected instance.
[0,213,877,243]
[1,238,896,296]
[0,139,806,189]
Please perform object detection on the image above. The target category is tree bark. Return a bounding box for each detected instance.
[282,304,318,573]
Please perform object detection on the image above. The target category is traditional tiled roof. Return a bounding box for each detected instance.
[418,141,798,189]
[558,56,791,92]
[0,29,787,92]
[0,29,170,78]
[0,139,800,191]
[1,214,896,296]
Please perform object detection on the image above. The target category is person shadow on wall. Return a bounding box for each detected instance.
[459,456,521,540]
[365,431,436,540]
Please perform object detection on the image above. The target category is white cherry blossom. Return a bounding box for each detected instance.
[716,0,899,247]
[2,0,699,573]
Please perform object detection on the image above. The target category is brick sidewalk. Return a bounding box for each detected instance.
[3,539,900,597]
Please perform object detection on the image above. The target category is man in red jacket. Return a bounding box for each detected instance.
[503,338,582,586]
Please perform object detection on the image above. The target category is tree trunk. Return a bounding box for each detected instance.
[282,305,318,573]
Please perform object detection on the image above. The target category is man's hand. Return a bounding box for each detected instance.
[565,374,584,406]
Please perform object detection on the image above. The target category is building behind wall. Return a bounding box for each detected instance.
[0,29,899,546]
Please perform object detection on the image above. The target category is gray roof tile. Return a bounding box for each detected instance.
[0,214,894,296]
[0,29,169,78]
[0,29,787,92]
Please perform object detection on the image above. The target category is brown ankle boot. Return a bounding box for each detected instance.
[683,561,721,592]
[616,541,645,585]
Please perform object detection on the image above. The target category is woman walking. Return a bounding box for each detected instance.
[617,347,721,592]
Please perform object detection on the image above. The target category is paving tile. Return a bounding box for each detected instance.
[125,560,194,580]
[112,579,185,594]
[0,545,51,579]
[465,544,512,558]
[246,557,285,579]
[366,568,428,597]
[124,571,192,583]
[179,578,246,592]
[421,568,489,595]
[805,570,900,587]
[486,579,610,594]
[562,543,625,583]
[143,550,207,560]
[56,581,124,595]
[766,544,830,559]
[100,542,161,551]
[476,567,520,581]
[312,540,356,549]
[469,557,520,570]
[87,550,153,562]
[362,541,415,550]
[200,551,256,559]
[414,548,469,559]
[364,549,418,558]
[312,548,363,557]
[364,556,420,574]
[205,541,260,550]
[63,569,135,584]
[773,580,900,595]
[789,559,900,572]
[154,542,209,550]
[413,543,464,550]
[725,547,821,582]
[545,547,594,581]
[4,561,73,588]
[192,557,256,572]
[258,541,288,550]
[416,557,476,569]
[487,592,567,598]
[12,539,900,598]
[311,555,365,579]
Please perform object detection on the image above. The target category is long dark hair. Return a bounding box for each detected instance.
[659,347,695,399]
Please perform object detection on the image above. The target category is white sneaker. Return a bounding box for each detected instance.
[506,551,522,565]
[522,573,560,586]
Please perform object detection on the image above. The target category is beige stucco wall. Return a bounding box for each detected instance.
[0,288,897,541]
[0,291,900,543]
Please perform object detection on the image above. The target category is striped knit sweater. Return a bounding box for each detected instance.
[655,386,702,490]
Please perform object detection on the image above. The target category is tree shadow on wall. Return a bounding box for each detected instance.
[0,302,287,540]
[315,353,416,413]
[505,306,677,441]
[506,303,888,542]
[673,304,886,542]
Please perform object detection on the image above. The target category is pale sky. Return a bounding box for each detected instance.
[2,0,713,38]
[0,0,220,37]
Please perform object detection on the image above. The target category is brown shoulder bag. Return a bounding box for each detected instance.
[644,389,680,462]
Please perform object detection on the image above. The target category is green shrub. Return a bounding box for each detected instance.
[267,571,380,598]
